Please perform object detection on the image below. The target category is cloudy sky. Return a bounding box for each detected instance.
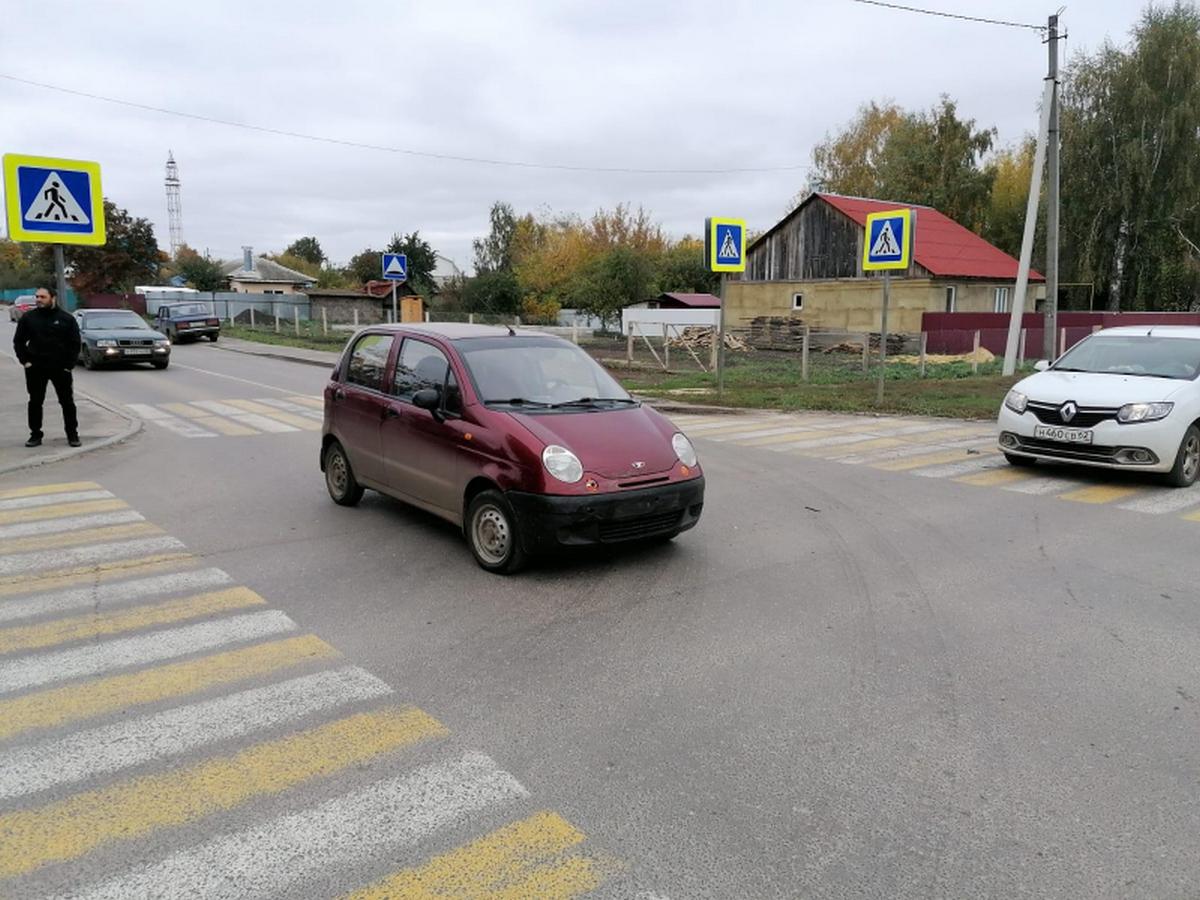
[2,0,1146,273]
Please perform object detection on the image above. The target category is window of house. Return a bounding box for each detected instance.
[393,339,450,402]
[345,333,391,392]
[945,286,957,313]
[993,287,1010,313]
[792,292,804,312]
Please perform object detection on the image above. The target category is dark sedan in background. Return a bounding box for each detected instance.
[154,302,221,343]
[74,308,171,369]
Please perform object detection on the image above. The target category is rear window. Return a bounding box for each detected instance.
[169,304,210,317]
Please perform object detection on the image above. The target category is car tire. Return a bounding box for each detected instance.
[1164,425,1200,488]
[81,347,96,370]
[324,440,364,506]
[465,490,527,574]
[209,333,219,342]
[152,360,169,370]
[1004,452,1036,467]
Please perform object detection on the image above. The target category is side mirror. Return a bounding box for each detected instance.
[1034,360,1050,372]
[412,388,441,412]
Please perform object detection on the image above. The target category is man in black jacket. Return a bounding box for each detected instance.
[13,285,81,448]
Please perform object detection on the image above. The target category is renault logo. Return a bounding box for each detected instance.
[1060,401,1078,423]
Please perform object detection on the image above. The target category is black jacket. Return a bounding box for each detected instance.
[14,305,81,370]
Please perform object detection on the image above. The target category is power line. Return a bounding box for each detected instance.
[849,0,1045,31]
[0,74,807,176]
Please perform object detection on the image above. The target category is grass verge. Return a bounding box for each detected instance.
[221,325,348,354]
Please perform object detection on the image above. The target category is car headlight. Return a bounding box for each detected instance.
[1004,390,1028,414]
[1118,402,1173,423]
[95,339,117,348]
[542,444,583,483]
[672,432,698,467]
[154,339,170,347]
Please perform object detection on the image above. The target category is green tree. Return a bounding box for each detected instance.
[284,236,324,266]
[317,265,355,289]
[386,231,438,296]
[267,252,321,279]
[174,246,227,292]
[806,97,995,231]
[569,246,656,329]
[655,239,718,295]
[58,201,161,293]
[0,239,53,290]
[472,202,518,275]
[347,249,382,286]
[1061,2,1200,310]
[463,270,522,315]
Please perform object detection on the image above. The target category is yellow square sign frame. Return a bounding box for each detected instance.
[3,153,106,246]
[706,217,747,273]
[861,208,913,272]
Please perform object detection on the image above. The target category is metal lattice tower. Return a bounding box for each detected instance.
[165,151,183,256]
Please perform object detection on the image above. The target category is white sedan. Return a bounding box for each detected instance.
[997,326,1200,487]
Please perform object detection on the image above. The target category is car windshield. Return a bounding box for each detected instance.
[170,304,210,316]
[1053,335,1200,380]
[456,336,632,407]
[85,312,150,331]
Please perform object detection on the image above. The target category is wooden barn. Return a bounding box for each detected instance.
[728,193,1043,334]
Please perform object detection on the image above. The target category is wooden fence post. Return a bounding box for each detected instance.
[919,331,927,378]
[322,307,328,336]
[801,326,810,382]
[972,330,981,374]
[250,307,255,330]
[862,333,870,373]
[663,323,670,371]
[1018,328,1027,363]
[626,331,634,369]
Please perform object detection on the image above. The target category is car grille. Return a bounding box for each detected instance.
[1027,401,1118,428]
[1015,436,1120,463]
[117,338,155,347]
[597,510,683,543]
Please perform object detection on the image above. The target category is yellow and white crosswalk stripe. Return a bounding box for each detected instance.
[127,395,327,438]
[0,480,647,900]
[681,409,1200,523]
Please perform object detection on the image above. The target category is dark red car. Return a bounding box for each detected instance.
[321,324,705,573]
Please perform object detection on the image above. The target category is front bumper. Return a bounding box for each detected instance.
[997,405,1181,472]
[507,477,705,554]
[94,346,171,364]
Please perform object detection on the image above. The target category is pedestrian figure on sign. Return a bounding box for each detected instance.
[13,285,81,448]
[39,180,75,222]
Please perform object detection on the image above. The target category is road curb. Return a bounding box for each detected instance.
[211,343,337,369]
[0,386,143,477]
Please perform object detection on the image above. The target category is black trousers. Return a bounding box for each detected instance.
[25,365,78,439]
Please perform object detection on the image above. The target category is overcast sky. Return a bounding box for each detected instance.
[1,0,1146,274]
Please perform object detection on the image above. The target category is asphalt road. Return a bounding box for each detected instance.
[2,319,1199,899]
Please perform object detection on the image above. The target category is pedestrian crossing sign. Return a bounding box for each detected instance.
[862,208,913,271]
[705,217,746,273]
[2,153,106,246]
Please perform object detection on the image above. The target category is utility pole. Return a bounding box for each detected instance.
[1043,13,1062,360]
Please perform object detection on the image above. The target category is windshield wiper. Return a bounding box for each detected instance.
[549,397,639,409]
[485,397,552,407]
[1052,366,1087,372]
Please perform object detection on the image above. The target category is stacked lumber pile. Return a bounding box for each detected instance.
[744,316,806,350]
[822,333,907,355]
[666,327,751,353]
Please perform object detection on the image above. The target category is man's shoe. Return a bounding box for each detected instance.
[24,436,41,448]
[68,435,82,448]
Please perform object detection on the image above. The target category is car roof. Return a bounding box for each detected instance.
[1095,325,1200,339]
[366,323,555,341]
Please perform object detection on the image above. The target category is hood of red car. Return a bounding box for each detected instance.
[509,406,678,478]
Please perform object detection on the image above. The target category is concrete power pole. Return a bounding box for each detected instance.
[1043,14,1062,359]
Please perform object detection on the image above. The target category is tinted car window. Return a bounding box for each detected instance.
[393,340,450,401]
[84,312,150,330]
[345,334,392,391]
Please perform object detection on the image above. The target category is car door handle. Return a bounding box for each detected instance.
[332,388,345,401]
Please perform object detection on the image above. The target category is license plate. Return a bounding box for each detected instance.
[1034,424,1092,444]
[124,348,152,356]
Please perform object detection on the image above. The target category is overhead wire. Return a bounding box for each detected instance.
[0,74,807,176]
[848,0,1046,32]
